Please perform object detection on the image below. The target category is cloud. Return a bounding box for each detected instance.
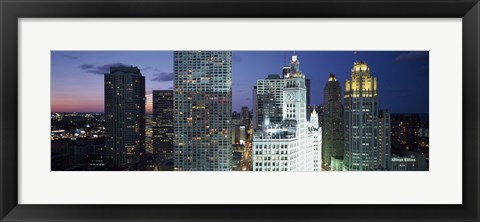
[168,86,174,90]
[151,72,174,82]
[80,62,131,75]
[80,64,94,69]
[393,52,428,62]
[63,54,78,60]
[141,66,153,71]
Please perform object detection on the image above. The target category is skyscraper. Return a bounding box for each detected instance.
[173,51,232,171]
[252,85,258,129]
[240,106,250,127]
[343,61,379,171]
[305,78,311,106]
[254,74,284,129]
[322,74,344,170]
[378,109,391,170]
[104,66,145,169]
[152,90,174,161]
[253,55,321,171]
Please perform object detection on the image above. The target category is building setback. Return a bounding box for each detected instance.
[152,90,174,160]
[253,55,321,171]
[343,61,379,171]
[173,51,232,171]
[104,66,145,169]
[322,74,344,170]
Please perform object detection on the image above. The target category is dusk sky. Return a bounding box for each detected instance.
[51,51,429,114]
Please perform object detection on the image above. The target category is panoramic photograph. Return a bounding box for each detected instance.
[51,51,429,171]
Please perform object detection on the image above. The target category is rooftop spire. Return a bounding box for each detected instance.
[328,73,337,82]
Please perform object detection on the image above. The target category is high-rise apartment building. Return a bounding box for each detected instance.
[252,55,321,171]
[173,51,232,171]
[104,66,145,168]
[322,74,344,170]
[152,90,174,160]
[343,61,379,171]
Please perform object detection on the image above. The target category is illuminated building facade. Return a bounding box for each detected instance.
[104,66,145,168]
[322,73,344,170]
[152,90,174,160]
[343,61,379,171]
[173,51,232,171]
[252,55,321,171]
[378,109,391,170]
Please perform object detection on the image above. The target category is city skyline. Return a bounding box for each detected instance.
[51,51,429,171]
[51,51,429,114]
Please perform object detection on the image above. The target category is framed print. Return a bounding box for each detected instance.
[1,0,479,221]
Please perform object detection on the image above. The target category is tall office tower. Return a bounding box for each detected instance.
[343,61,379,171]
[254,74,284,129]
[253,55,321,171]
[232,125,247,145]
[240,106,250,127]
[252,86,258,129]
[305,78,311,106]
[378,109,391,170]
[305,78,312,120]
[173,51,232,171]
[152,90,174,161]
[104,66,145,169]
[322,74,344,170]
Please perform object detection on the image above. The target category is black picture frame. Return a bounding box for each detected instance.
[1,0,479,221]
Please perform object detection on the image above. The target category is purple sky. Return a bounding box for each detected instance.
[51,51,429,114]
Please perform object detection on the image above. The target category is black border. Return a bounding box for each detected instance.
[1,0,479,221]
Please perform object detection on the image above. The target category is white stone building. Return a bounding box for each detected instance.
[252,55,321,171]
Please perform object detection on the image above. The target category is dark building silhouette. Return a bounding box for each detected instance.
[322,74,344,170]
[306,78,311,106]
[153,90,174,161]
[390,114,427,155]
[378,109,391,170]
[104,66,145,169]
